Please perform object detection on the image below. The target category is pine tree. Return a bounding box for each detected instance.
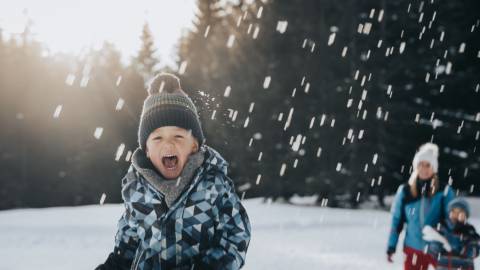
[134,22,160,82]
[178,0,224,88]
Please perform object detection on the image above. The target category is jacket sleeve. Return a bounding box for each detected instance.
[387,185,406,253]
[463,238,480,259]
[96,174,140,270]
[113,206,140,262]
[196,175,251,270]
[463,227,480,259]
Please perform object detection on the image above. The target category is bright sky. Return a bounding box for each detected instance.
[0,0,196,66]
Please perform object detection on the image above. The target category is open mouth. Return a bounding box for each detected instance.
[162,154,178,170]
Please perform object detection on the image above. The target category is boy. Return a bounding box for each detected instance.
[423,197,480,269]
[96,73,251,270]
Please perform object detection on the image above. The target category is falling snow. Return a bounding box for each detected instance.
[276,21,288,34]
[93,127,104,140]
[53,105,63,118]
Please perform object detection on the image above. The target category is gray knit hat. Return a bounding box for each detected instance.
[138,73,205,151]
[448,197,470,218]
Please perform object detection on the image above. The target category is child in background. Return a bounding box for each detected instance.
[423,197,480,269]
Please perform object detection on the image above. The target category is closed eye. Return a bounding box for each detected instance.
[175,135,184,139]
[153,136,162,140]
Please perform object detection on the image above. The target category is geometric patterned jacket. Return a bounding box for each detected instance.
[112,145,251,270]
[426,219,479,270]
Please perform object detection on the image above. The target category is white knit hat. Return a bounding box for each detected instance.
[412,143,439,173]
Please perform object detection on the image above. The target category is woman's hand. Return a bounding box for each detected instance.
[387,248,395,263]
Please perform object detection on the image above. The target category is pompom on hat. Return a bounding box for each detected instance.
[412,143,439,173]
[137,73,205,151]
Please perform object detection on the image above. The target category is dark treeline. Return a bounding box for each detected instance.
[1,0,479,210]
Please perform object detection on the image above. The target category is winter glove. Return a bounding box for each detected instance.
[422,225,452,252]
[386,247,395,263]
[95,250,132,270]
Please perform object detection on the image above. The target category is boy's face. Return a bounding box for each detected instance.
[417,161,434,180]
[146,126,199,180]
[449,207,467,224]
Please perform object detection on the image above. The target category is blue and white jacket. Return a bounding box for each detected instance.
[99,145,251,270]
[387,181,455,253]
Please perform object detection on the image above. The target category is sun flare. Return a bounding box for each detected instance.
[0,0,195,65]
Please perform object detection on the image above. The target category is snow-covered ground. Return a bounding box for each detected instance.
[0,198,479,270]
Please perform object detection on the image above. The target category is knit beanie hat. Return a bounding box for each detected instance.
[412,143,439,173]
[138,73,205,151]
[448,197,470,218]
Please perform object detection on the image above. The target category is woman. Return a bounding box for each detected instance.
[386,143,455,269]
